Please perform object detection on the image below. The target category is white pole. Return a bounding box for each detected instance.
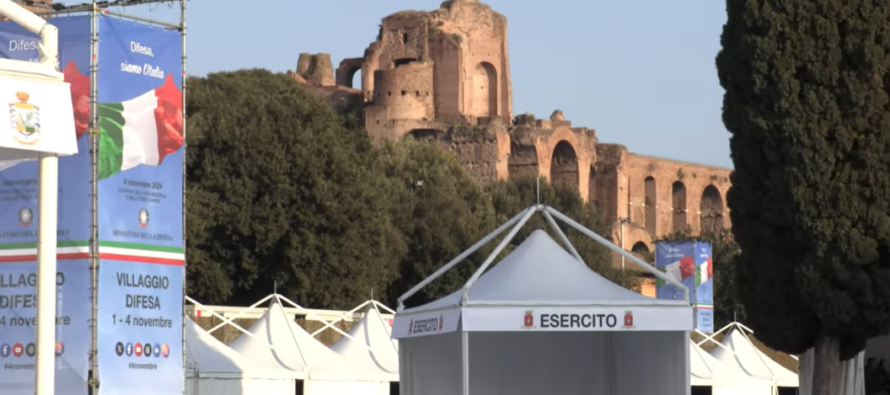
[619,218,625,271]
[36,152,59,395]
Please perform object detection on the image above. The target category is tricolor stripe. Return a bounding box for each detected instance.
[0,240,183,265]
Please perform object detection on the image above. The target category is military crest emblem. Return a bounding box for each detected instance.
[10,91,40,145]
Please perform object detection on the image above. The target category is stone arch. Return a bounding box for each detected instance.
[631,241,650,255]
[345,67,361,89]
[644,176,656,236]
[672,181,687,233]
[471,62,497,117]
[550,141,579,188]
[631,241,653,263]
[700,185,724,233]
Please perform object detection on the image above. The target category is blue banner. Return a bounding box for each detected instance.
[654,241,696,301]
[95,17,183,395]
[694,242,714,333]
[97,259,183,395]
[0,16,92,395]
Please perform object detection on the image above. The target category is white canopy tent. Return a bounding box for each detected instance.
[228,295,393,395]
[393,205,694,395]
[327,301,399,382]
[185,317,297,395]
[691,339,774,395]
[705,323,799,392]
[691,340,726,386]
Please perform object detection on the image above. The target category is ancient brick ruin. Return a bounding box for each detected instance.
[289,0,733,256]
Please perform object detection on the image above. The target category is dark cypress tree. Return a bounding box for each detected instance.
[717,1,890,391]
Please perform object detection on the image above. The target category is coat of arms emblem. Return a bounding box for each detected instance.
[10,91,40,145]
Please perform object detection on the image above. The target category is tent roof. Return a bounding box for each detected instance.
[185,317,296,380]
[330,306,399,381]
[691,340,724,385]
[710,328,798,387]
[405,229,686,313]
[229,300,390,381]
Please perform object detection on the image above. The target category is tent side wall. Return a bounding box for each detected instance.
[186,376,296,395]
[399,332,463,395]
[611,331,689,395]
[304,379,389,395]
[399,330,689,395]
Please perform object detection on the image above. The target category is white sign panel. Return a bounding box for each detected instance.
[462,306,693,332]
[392,308,461,339]
[0,76,77,157]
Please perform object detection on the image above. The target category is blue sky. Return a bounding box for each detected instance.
[57,0,731,168]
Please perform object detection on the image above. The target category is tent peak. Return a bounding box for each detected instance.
[396,205,690,311]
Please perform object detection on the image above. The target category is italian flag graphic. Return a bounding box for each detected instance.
[98,73,183,180]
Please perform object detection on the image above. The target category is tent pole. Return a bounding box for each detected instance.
[397,206,534,310]
[204,293,274,334]
[461,331,469,395]
[684,331,692,395]
[542,210,584,264]
[461,206,538,303]
[545,206,691,302]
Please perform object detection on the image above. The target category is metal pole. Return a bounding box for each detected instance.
[619,217,625,271]
[396,206,533,310]
[541,210,584,264]
[101,9,180,29]
[88,1,100,392]
[461,331,470,395]
[461,206,538,303]
[179,1,187,394]
[35,152,59,395]
[546,207,691,302]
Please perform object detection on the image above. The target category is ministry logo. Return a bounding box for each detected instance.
[19,207,32,227]
[138,208,149,228]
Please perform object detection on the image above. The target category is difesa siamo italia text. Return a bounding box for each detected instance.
[9,39,166,79]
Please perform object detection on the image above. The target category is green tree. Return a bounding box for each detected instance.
[485,175,638,290]
[185,69,405,308]
[377,138,498,308]
[717,1,890,389]
[656,228,744,329]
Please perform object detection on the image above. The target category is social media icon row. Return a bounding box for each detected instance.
[114,342,169,358]
[0,342,64,358]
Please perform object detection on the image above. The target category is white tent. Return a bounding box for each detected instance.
[229,297,392,395]
[691,339,775,395]
[329,302,399,382]
[691,340,725,386]
[393,205,694,395]
[709,325,799,390]
[185,317,297,395]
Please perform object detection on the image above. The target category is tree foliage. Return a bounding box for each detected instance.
[185,69,405,308]
[485,175,638,290]
[376,138,498,308]
[657,228,744,329]
[717,0,890,362]
[183,69,640,314]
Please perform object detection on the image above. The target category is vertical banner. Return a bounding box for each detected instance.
[654,242,696,301]
[694,242,714,333]
[0,16,92,395]
[95,17,184,395]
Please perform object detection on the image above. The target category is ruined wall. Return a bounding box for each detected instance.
[419,124,509,184]
[373,62,435,120]
[593,144,732,251]
[505,111,594,201]
[296,53,335,86]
